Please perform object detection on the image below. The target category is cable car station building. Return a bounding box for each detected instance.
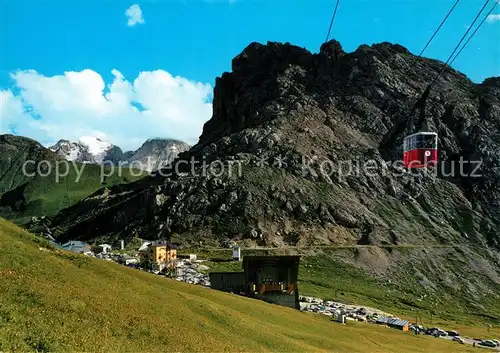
[209,255,301,309]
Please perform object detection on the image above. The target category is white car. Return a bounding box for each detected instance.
[480,340,497,348]
[436,329,448,337]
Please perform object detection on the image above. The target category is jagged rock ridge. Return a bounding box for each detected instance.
[49,137,190,171]
[50,40,499,250]
[125,138,190,172]
[24,40,500,322]
[49,137,117,164]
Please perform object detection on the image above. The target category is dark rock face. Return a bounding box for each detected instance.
[102,145,126,164]
[49,40,499,254]
[123,150,135,160]
[0,134,61,193]
[0,182,28,212]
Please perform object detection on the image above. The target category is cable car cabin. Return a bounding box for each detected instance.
[403,132,438,169]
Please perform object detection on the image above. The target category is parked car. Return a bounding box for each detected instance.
[356,308,367,316]
[425,328,438,335]
[435,329,448,337]
[479,340,497,348]
[452,336,464,344]
[490,339,500,347]
[447,330,459,337]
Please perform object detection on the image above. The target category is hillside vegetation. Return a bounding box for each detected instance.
[196,247,500,335]
[44,41,500,334]
[0,218,477,352]
[0,134,146,224]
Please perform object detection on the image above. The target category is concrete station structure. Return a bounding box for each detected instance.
[209,255,300,309]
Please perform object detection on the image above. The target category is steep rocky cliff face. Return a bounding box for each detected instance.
[50,40,499,249]
[0,135,62,212]
[46,40,500,316]
[0,135,62,193]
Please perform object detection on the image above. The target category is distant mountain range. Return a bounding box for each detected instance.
[49,136,190,171]
[0,134,146,223]
[0,133,187,223]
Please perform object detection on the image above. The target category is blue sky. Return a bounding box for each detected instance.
[1,0,499,150]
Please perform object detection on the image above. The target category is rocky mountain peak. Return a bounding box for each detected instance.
[48,136,190,170]
[8,40,499,324]
[50,139,94,163]
[50,40,499,254]
[126,138,190,171]
[49,136,124,165]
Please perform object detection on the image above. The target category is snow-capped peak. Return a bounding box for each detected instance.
[49,140,85,162]
[50,136,115,164]
[49,135,190,170]
[78,136,113,163]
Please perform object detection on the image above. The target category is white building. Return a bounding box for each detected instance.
[138,241,152,251]
[178,254,197,261]
[99,244,112,254]
[232,245,241,261]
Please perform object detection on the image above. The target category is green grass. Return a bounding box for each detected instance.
[1,135,148,224]
[1,163,146,224]
[0,218,480,352]
[182,247,500,338]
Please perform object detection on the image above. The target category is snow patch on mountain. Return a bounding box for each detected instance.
[49,136,115,164]
[49,136,189,170]
[78,136,113,164]
[49,140,91,163]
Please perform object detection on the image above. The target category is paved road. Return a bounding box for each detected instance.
[439,336,500,351]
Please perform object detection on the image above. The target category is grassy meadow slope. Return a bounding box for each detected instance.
[0,134,146,224]
[190,247,500,337]
[0,218,477,353]
[0,164,146,224]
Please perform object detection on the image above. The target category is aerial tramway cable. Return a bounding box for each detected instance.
[427,0,491,87]
[448,0,498,68]
[350,0,463,151]
[386,0,494,174]
[417,0,461,58]
[324,0,340,44]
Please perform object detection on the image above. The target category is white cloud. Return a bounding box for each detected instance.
[486,14,500,23]
[125,4,145,27]
[0,69,213,151]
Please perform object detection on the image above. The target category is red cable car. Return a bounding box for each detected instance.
[403,132,438,169]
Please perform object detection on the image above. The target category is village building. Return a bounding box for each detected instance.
[138,241,152,251]
[98,244,112,254]
[376,316,410,331]
[139,241,177,272]
[209,255,301,309]
[61,241,92,255]
[177,253,197,261]
[120,254,140,266]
